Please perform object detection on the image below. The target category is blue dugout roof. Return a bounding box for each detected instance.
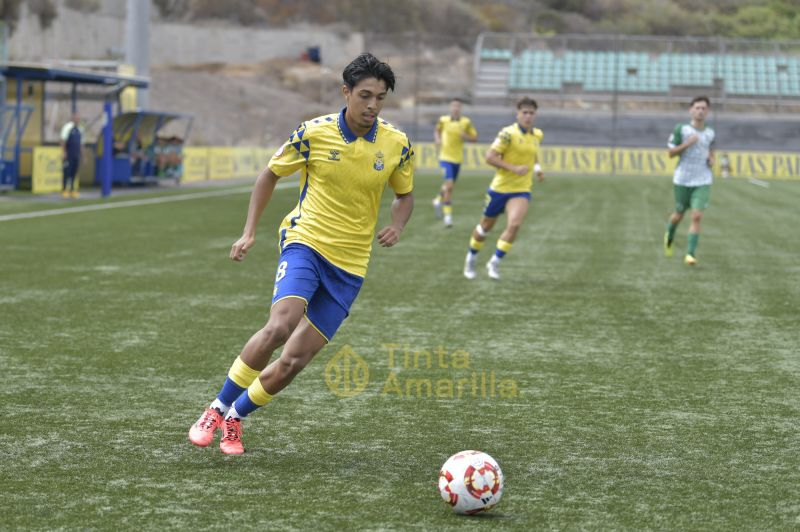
[0,62,149,88]
[112,110,194,145]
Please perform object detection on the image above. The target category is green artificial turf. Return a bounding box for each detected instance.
[1,173,798,530]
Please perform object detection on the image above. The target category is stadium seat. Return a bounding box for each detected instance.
[492,46,799,97]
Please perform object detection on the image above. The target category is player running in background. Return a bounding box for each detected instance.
[188,53,414,454]
[432,98,477,227]
[664,96,715,266]
[463,97,543,280]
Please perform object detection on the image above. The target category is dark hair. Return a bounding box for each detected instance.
[342,53,395,92]
[516,96,538,110]
[691,96,710,107]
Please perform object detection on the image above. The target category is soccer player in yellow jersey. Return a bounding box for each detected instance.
[432,98,477,227]
[463,97,543,280]
[188,53,414,454]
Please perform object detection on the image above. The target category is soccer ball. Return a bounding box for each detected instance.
[438,450,504,514]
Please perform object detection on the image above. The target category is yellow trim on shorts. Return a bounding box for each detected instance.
[271,295,308,309]
[304,315,330,343]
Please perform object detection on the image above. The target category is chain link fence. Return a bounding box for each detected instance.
[475,33,800,111]
[342,32,800,151]
[471,33,800,151]
[360,31,475,142]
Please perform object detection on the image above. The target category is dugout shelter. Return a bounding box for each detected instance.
[0,62,149,192]
[104,111,193,185]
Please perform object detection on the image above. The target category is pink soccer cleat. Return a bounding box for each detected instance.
[220,418,245,455]
[188,407,223,447]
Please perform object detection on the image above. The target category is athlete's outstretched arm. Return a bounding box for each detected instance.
[377,191,414,247]
[230,166,281,261]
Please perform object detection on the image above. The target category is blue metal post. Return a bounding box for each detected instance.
[101,101,113,197]
[13,77,21,189]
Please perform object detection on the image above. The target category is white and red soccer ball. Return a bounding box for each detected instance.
[438,450,504,514]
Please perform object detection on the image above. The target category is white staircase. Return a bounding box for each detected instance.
[474,59,510,101]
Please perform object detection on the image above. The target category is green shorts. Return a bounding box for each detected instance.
[674,184,710,213]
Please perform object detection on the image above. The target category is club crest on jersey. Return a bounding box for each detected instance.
[328,149,341,161]
[374,151,384,171]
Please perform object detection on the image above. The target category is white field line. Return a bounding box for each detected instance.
[0,182,297,223]
[747,178,770,188]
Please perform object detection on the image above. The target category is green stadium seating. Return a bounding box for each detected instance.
[481,48,513,60]
[496,49,800,96]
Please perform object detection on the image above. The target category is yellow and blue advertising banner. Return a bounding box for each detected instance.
[231,148,257,179]
[206,147,272,181]
[181,147,208,183]
[414,143,800,180]
[208,148,235,180]
[32,146,76,194]
[723,150,800,180]
[144,144,800,183]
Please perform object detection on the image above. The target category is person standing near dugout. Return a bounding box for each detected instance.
[60,111,85,199]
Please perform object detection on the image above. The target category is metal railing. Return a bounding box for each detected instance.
[474,32,800,112]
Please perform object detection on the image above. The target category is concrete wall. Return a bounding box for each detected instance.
[150,22,364,67]
[8,2,364,68]
[9,3,126,61]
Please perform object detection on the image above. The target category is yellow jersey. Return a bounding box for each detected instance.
[436,115,477,164]
[488,123,543,193]
[268,109,414,278]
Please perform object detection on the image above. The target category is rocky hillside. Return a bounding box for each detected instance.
[5,0,799,40]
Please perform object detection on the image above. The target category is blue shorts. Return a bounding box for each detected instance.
[271,244,364,342]
[482,189,531,218]
[440,161,461,181]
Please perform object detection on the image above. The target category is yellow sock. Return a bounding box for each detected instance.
[247,377,273,407]
[469,237,484,253]
[215,356,261,407]
[229,376,274,418]
[495,239,513,258]
[228,356,261,388]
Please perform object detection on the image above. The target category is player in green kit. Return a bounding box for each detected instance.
[664,96,715,266]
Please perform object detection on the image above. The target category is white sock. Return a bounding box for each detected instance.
[225,405,242,420]
[466,252,476,264]
[489,254,501,266]
[210,398,230,416]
